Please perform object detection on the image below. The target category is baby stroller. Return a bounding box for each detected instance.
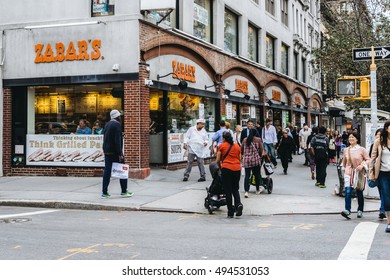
[204,161,226,214]
[251,153,274,194]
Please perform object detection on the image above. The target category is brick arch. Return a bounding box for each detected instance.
[221,67,262,90]
[308,93,322,106]
[264,80,289,95]
[143,44,218,82]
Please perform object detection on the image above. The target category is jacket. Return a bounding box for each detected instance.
[103,119,123,156]
[369,138,383,180]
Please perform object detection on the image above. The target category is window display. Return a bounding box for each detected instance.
[193,0,211,42]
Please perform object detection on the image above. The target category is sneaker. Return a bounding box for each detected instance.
[197,177,206,182]
[244,191,249,198]
[379,212,386,219]
[121,191,134,197]
[256,190,261,195]
[236,204,243,217]
[101,193,111,198]
[357,210,363,218]
[183,177,188,181]
[283,170,287,175]
[319,185,327,188]
[341,210,351,220]
[315,182,321,186]
[385,224,390,233]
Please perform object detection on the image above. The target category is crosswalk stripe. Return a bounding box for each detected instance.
[0,209,60,219]
[338,222,379,260]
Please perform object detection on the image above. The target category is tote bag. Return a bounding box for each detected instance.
[351,168,367,191]
[111,162,130,179]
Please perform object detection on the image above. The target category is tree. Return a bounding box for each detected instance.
[313,0,390,112]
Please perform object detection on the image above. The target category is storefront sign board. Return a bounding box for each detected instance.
[26,134,104,167]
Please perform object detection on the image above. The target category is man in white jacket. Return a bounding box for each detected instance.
[183,119,209,182]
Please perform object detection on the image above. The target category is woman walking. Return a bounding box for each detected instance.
[341,131,370,219]
[216,131,243,218]
[277,129,295,175]
[241,128,264,198]
[369,120,390,232]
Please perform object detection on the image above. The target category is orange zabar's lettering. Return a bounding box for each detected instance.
[34,39,102,63]
[171,60,196,83]
[34,44,44,63]
[272,90,281,101]
[235,79,248,93]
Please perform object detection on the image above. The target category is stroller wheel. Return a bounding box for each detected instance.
[204,198,209,209]
[267,178,273,194]
[208,204,214,214]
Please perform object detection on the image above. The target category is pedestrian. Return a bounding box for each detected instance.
[328,134,336,164]
[341,131,349,146]
[76,119,92,134]
[216,131,243,218]
[255,120,262,138]
[369,128,385,219]
[277,129,295,175]
[101,109,133,198]
[240,119,259,143]
[369,120,390,232]
[310,126,330,188]
[241,128,264,198]
[225,121,234,137]
[183,119,209,182]
[341,131,370,219]
[292,126,299,155]
[262,119,278,167]
[92,120,103,135]
[233,125,243,146]
[307,126,318,180]
[211,120,227,156]
[334,130,342,163]
[299,124,311,166]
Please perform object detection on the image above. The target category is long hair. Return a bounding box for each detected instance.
[222,131,234,145]
[381,120,390,148]
[246,128,257,146]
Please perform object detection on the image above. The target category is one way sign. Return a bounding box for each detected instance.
[353,46,390,61]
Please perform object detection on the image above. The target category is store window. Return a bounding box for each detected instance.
[266,34,275,70]
[293,52,298,80]
[31,83,123,134]
[91,0,115,17]
[224,8,238,54]
[248,23,258,62]
[193,0,212,43]
[145,9,176,27]
[167,92,216,133]
[302,57,306,83]
[281,43,289,75]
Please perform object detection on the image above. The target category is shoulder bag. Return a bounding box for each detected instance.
[348,147,367,191]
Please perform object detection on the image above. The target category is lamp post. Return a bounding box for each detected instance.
[370,46,378,143]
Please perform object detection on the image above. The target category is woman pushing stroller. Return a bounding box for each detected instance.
[216,131,243,218]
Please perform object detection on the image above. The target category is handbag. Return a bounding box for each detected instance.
[111,162,130,179]
[263,162,274,175]
[351,168,367,191]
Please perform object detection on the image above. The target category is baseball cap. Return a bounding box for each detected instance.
[110,109,122,119]
[196,119,205,124]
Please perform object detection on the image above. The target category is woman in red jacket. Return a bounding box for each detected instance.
[216,131,243,218]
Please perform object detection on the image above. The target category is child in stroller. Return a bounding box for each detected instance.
[204,161,226,214]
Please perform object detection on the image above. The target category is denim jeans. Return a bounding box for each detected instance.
[244,165,260,192]
[378,171,390,213]
[263,143,277,166]
[345,186,364,212]
[102,154,128,194]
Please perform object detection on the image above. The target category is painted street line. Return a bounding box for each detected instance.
[338,222,379,260]
[0,209,60,219]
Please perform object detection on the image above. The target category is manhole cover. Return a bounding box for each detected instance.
[0,218,31,223]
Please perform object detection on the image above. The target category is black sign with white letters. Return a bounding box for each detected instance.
[353,46,390,61]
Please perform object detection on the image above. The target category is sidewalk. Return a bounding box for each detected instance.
[0,154,381,216]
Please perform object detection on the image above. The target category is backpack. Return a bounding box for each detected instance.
[313,136,328,160]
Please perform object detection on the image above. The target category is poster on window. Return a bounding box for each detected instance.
[26,134,104,167]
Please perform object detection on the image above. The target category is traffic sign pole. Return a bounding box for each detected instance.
[370,46,378,143]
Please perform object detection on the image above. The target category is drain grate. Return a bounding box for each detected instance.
[0,218,31,224]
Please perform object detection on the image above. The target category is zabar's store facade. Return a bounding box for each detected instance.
[1,18,153,178]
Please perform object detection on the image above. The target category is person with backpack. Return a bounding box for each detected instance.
[310,126,330,188]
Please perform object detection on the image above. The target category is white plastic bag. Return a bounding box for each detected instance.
[111,162,129,179]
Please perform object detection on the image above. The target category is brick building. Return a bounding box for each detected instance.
[0,0,324,178]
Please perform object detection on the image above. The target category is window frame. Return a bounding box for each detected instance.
[193,0,213,43]
[266,0,275,16]
[266,34,275,70]
[281,0,288,26]
[224,8,239,54]
[248,23,259,62]
[91,0,115,17]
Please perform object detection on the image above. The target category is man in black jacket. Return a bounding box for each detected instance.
[240,119,260,143]
[101,109,133,198]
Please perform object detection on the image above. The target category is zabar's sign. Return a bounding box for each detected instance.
[272,90,281,101]
[34,39,103,63]
[172,60,196,83]
[235,79,249,94]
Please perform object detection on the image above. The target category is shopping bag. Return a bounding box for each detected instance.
[351,168,366,191]
[263,162,274,175]
[111,162,129,179]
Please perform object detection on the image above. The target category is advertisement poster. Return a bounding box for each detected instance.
[167,132,215,163]
[26,134,104,167]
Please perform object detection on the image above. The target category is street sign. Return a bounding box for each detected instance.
[353,46,390,61]
[337,78,356,96]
